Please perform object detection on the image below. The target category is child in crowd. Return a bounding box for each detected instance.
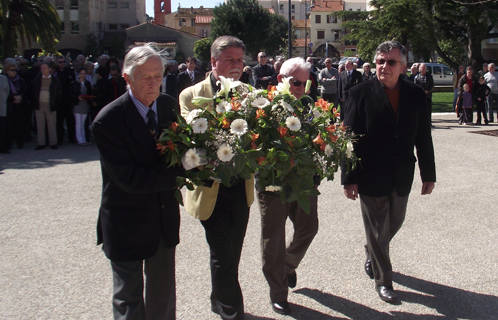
[459,83,473,125]
[474,76,490,125]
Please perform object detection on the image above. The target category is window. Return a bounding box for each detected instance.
[108,2,117,8]
[120,24,129,29]
[295,30,301,37]
[315,15,321,23]
[317,30,325,39]
[191,18,195,26]
[179,18,186,26]
[291,15,295,20]
[70,0,78,9]
[279,4,284,12]
[201,28,207,37]
[71,22,79,34]
[443,67,453,76]
[109,24,118,30]
[334,31,340,41]
[61,22,65,34]
[433,66,442,76]
[56,0,64,9]
[327,15,337,23]
[120,2,129,8]
[291,4,295,13]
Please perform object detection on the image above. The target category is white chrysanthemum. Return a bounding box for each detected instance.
[186,109,203,125]
[252,97,270,109]
[324,144,334,157]
[280,100,294,113]
[265,185,282,192]
[346,141,354,158]
[217,144,234,162]
[230,119,248,136]
[182,148,201,170]
[216,100,232,113]
[192,118,208,133]
[285,116,301,131]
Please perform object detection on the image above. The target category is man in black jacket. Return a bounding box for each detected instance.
[339,59,363,119]
[55,55,76,145]
[342,41,436,304]
[92,44,182,320]
[252,52,277,89]
[177,56,204,94]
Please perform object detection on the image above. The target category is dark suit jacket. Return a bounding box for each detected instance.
[177,70,204,94]
[252,63,277,89]
[32,75,62,112]
[161,74,179,99]
[92,92,182,262]
[69,79,93,108]
[341,77,436,197]
[339,69,363,118]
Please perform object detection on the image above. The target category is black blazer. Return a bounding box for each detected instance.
[177,70,204,94]
[341,77,436,197]
[161,73,179,99]
[339,69,363,118]
[32,74,62,112]
[69,79,93,107]
[92,92,182,262]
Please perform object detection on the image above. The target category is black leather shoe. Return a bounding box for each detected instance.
[211,301,219,314]
[365,259,374,279]
[272,301,292,315]
[287,271,297,288]
[375,285,398,303]
[35,145,46,150]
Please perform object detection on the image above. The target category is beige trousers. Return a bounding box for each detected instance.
[35,105,57,146]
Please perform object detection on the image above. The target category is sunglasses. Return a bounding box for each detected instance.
[290,79,306,87]
[8,69,17,72]
[260,55,267,58]
[375,59,402,66]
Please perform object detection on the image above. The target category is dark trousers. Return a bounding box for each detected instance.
[459,107,473,124]
[257,191,318,303]
[426,96,432,124]
[0,116,7,151]
[476,101,488,124]
[56,103,75,144]
[201,183,249,320]
[110,239,176,320]
[360,190,409,287]
[5,105,28,148]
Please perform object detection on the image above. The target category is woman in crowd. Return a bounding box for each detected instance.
[70,67,93,146]
[4,62,28,149]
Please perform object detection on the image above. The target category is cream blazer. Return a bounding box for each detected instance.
[179,75,255,220]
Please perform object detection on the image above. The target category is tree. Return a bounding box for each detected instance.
[335,0,498,70]
[194,37,212,63]
[84,33,101,59]
[0,0,61,59]
[210,0,289,57]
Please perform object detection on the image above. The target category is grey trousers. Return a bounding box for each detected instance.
[257,191,318,303]
[360,190,409,287]
[111,239,176,320]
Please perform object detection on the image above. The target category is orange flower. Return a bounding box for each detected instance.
[157,141,176,153]
[313,133,324,146]
[267,85,277,101]
[231,99,241,111]
[315,98,330,111]
[329,134,338,143]
[156,143,167,153]
[166,140,176,151]
[290,158,295,168]
[332,108,340,118]
[169,122,178,133]
[325,124,336,134]
[222,117,230,129]
[251,133,259,141]
[251,142,258,150]
[257,157,266,165]
[256,109,266,119]
[278,126,289,138]
[320,144,326,151]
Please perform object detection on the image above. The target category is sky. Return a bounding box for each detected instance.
[146,0,224,16]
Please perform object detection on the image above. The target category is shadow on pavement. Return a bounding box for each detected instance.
[393,272,498,319]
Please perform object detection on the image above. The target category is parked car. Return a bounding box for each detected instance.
[413,63,454,85]
[339,56,365,67]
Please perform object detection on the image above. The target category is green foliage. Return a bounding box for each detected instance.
[0,0,61,59]
[343,50,355,57]
[194,37,212,63]
[174,52,185,63]
[335,0,498,69]
[210,0,289,57]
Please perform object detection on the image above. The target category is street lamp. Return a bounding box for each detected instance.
[288,0,292,59]
[304,2,314,60]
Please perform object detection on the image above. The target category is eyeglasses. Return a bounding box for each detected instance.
[259,55,267,58]
[325,61,332,64]
[8,69,17,72]
[375,59,402,66]
[290,79,306,87]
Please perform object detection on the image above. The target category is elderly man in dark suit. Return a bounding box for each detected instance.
[339,59,363,119]
[252,51,278,89]
[342,41,436,304]
[92,44,182,320]
[177,56,204,94]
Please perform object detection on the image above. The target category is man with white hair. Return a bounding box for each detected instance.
[92,44,182,320]
[257,57,319,316]
[484,63,498,122]
[342,41,436,303]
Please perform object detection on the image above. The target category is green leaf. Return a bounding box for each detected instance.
[174,189,184,206]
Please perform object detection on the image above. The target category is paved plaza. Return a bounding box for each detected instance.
[0,113,497,319]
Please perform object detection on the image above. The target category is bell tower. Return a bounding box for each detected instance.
[154,0,171,25]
